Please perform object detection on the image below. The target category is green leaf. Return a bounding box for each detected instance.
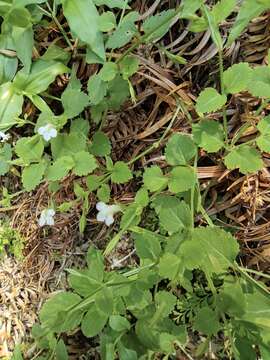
[11,346,23,360]
[196,87,227,114]
[227,0,269,46]
[155,291,177,318]
[119,56,139,80]
[257,116,270,151]
[224,145,263,174]
[143,166,168,192]
[41,44,71,63]
[217,277,246,317]
[81,304,108,337]
[86,246,105,281]
[165,133,196,166]
[99,61,118,81]
[13,60,68,95]
[0,143,12,175]
[12,26,34,73]
[0,34,18,84]
[22,162,46,191]
[88,74,107,105]
[168,166,196,193]
[135,188,149,207]
[180,0,201,19]
[72,151,97,176]
[224,63,252,94]
[7,6,31,27]
[134,231,161,261]
[61,0,105,61]
[97,184,110,202]
[15,136,44,163]
[40,292,82,332]
[193,307,220,336]
[152,195,192,233]
[51,133,86,160]
[158,253,182,280]
[98,11,116,32]
[94,0,130,8]
[192,119,224,153]
[61,88,89,118]
[181,227,239,274]
[111,161,132,184]
[248,66,270,98]
[109,315,130,332]
[46,156,75,181]
[143,9,176,41]
[55,340,68,360]
[0,82,23,130]
[106,11,139,49]
[107,74,129,110]
[90,131,111,156]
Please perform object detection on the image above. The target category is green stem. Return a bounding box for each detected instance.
[218,51,228,144]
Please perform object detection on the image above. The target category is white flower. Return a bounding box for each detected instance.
[96,202,121,226]
[38,208,55,227]
[38,124,57,141]
[0,131,10,142]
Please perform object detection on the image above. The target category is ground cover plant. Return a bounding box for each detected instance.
[1,0,270,359]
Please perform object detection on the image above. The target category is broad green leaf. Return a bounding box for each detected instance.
[165,133,196,166]
[7,6,31,27]
[46,156,75,181]
[227,0,269,46]
[0,34,18,84]
[94,0,130,8]
[72,151,97,176]
[168,166,196,193]
[97,184,110,202]
[196,87,227,114]
[152,195,192,233]
[217,277,246,317]
[155,291,177,318]
[11,346,23,360]
[179,0,201,19]
[90,131,111,156]
[70,118,89,139]
[40,292,82,332]
[257,116,270,151]
[61,88,89,118]
[181,227,239,274]
[55,340,68,360]
[15,136,44,163]
[193,307,220,336]
[81,304,108,337]
[12,26,33,73]
[41,44,71,63]
[134,188,149,207]
[86,174,103,191]
[192,119,224,152]
[86,246,105,281]
[51,133,86,160]
[143,10,176,41]
[248,66,270,98]
[87,74,107,105]
[61,0,105,61]
[158,253,182,280]
[107,74,129,110]
[13,60,68,95]
[0,82,23,130]
[22,162,46,191]
[224,62,252,94]
[143,166,168,192]
[106,11,139,49]
[134,231,161,261]
[110,161,132,184]
[109,315,130,332]
[98,11,116,32]
[224,145,263,174]
[99,61,118,81]
[0,143,12,175]
[119,56,139,80]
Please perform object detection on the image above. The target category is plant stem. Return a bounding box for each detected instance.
[218,50,228,144]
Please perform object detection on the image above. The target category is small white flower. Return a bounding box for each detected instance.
[0,131,10,142]
[38,208,55,227]
[38,124,57,141]
[96,202,121,226]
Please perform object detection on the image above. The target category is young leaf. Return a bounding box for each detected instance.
[196,87,227,114]
[152,195,192,233]
[193,307,220,336]
[99,61,118,81]
[0,143,12,175]
[223,62,252,94]
[143,166,168,192]
[61,0,105,61]
[22,162,46,191]
[90,131,111,156]
[110,161,132,184]
[46,156,75,181]
[192,119,224,152]
[0,82,23,130]
[72,151,97,176]
[119,56,139,80]
[165,133,196,166]
[224,145,263,174]
[168,166,196,193]
[143,9,176,41]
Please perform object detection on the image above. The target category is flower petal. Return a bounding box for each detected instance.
[46,217,55,226]
[105,214,114,226]
[97,211,106,222]
[96,202,106,211]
